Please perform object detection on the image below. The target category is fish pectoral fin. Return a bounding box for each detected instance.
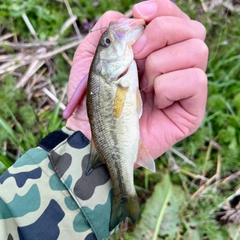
[109,194,140,231]
[113,86,128,118]
[85,140,105,176]
[135,138,156,172]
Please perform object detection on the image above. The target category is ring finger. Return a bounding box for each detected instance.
[141,38,209,92]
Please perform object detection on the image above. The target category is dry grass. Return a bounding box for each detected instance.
[0,15,85,114]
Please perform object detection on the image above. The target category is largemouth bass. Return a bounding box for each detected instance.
[86,20,155,231]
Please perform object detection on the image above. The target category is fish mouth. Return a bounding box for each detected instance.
[117,67,129,80]
[111,20,145,44]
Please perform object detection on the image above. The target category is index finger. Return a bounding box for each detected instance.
[132,0,189,22]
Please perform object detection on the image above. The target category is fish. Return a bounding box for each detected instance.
[86,20,156,231]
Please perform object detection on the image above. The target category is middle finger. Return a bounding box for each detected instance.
[141,38,208,92]
[133,16,206,59]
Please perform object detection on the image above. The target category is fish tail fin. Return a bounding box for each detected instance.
[126,195,141,224]
[109,194,140,231]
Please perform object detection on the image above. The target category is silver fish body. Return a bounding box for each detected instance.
[86,21,146,231]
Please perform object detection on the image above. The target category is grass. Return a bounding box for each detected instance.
[1,0,240,239]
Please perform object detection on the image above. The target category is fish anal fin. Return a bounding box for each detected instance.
[135,139,156,172]
[85,140,105,176]
[109,194,140,231]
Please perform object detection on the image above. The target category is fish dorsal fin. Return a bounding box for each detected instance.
[136,89,143,118]
[85,140,105,175]
[134,138,156,172]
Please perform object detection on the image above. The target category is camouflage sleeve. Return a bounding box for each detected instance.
[0,127,113,240]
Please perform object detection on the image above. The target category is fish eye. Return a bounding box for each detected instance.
[102,37,111,47]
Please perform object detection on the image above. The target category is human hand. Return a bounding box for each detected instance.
[66,0,208,160]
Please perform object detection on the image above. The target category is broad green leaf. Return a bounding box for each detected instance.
[130,173,186,240]
[182,220,201,240]
[228,224,240,240]
[159,185,185,239]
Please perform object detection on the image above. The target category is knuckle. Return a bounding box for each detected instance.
[191,68,208,90]
[189,38,209,65]
[198,40,209,58]
[191,38,208,53]
[192,20,207,40]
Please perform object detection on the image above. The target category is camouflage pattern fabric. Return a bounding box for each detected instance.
[0,127,113,240]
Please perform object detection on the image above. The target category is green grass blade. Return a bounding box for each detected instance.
[48,102,64,132]
[0,117,19,146]
[152,174,172,240]
[5,104,26,137]
[0,155,13,168]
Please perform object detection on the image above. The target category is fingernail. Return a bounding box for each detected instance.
[133,34,147,54]
[135,1,157,18]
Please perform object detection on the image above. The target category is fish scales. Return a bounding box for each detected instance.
[86,21,146,231]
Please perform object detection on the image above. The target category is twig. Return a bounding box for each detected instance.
[169,147,197,167]
[63,0,82,40]
[1,40,58,49]
[191,174,217,200]
[0,53,28,67]
[206,138,221,150]
[0,40,81,76]
[167,150,197,197]
[61,52,73,66]
[21,13,38,39]
[49,82,57,98]
[0,54,24,62]
[42,88,66,110]
[124,9,132,18]
[17,47,47,88]
[0,55,32,75]
[17,60,45,88]
[36,105,51,116]
[178,172,191,198]
[0,33,15,42]
[180,169,209,182]
[167,150,180,173]
[219,170,240,185]
[26,68,47,99]
[51,16,79,41]
[216,151,221,182]
[60,16,78,36]
[38,39,81,59]
[60,82,68,103]
[200,0,208,13]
